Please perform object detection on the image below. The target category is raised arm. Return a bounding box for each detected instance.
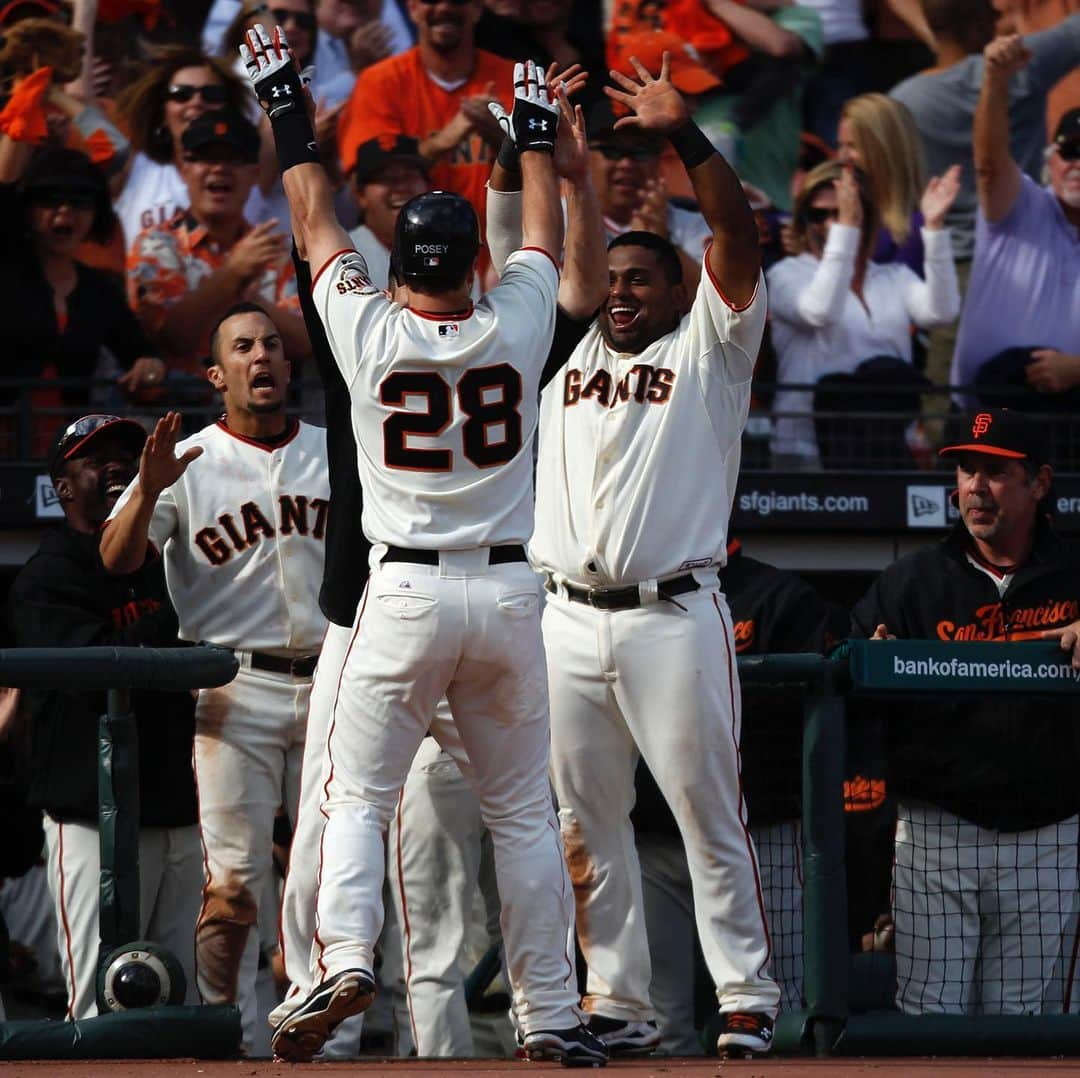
[605,53,760,308]
[100,413,202,575]
[552,83,608,319]
[241,25,354,275]
[485,62,567,263]
[974,35,1027,224]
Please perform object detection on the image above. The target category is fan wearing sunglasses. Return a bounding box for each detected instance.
[0,147,167,454]
[586,98,712,295]
[950,35,1080,408]
[765,159,960,467]
[113,47,254,249]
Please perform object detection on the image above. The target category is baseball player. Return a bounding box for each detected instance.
[100,303,330,1049]
[242,25,605,1065]
[853,408,1080,1015]
[528,55,780,1058]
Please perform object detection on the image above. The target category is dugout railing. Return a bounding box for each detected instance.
[0,645,242,1060]
[760,639,1080,1058]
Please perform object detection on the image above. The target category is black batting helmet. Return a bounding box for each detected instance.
[393,190,479,287]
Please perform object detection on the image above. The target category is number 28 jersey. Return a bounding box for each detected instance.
[311,246,559,550]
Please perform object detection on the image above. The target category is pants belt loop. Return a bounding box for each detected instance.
[638,579,660,605]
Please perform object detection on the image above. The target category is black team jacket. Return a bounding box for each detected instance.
[8,525,197,827]
[851,516,1080,832]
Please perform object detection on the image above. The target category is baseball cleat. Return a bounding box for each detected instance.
[715,1011,774,1058]
[585,1014,660,1055]
[522,1023,609,1067]
[270,967,375,1063]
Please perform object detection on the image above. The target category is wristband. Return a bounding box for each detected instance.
[669,121,715,169]
[271,108,319,174]
[496,136,520,174]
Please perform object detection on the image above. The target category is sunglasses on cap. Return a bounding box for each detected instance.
[803,206,839,225]
[56,414,126,447]
[592,143,661,162]
[1056,140,1080,162]
[166,83,229,105]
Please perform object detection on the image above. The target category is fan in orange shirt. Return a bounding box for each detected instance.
[337,0,512,230]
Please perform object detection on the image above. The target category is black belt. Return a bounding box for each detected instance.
[381,544,528,565]
[549,573,703,611]
[250,651,318,678]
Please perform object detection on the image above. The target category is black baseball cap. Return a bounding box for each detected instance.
[181,108,261,164]
[20,147,106,199]
[353,135,428,185]
[48,414,147,480]
[939,408,1049,466]
[1054,108,1080,146]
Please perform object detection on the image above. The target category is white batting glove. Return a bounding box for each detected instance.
[240,22,306,120]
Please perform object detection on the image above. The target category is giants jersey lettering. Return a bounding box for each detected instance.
[530,256,767,586]
[311,246,559,549]
[109,420,330,652]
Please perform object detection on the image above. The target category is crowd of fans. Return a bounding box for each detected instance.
[0,0,1071,470]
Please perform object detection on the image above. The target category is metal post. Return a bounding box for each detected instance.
[800,664,849,1056]
[98,687,140,988]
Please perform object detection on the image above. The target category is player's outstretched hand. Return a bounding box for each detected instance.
[509,60,560,154]
[606,52,689,137]
[241,22,308,121]
[552,81,588,184]
[1043,620,1080,669]
[140,412,203,499]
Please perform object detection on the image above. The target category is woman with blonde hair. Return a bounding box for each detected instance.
[837,93,928,272]
[766,158,961,466]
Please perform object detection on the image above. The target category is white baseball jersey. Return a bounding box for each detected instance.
[530,257,767,586]
[310,246,559,549]
[109,419,330,652]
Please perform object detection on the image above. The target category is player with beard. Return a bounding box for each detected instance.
[9,415,201,1022]
[335,0,512,232]
[100,304,330,1051]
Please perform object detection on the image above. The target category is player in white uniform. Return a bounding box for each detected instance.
[100,303,330,1050]
[240,27,605,1065]
[527,56,781,1058]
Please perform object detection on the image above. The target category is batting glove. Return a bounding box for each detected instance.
[240,23,306,120]
[488,60,559,155]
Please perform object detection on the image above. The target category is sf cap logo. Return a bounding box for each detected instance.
[972,413,992,438]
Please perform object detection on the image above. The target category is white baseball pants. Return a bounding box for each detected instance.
[893,799,1079,1015]
[193,665,309,1047]
[43,816,200,1020]
[311,551,581,1034]
[387,735,503,1056]
[638,819,802,1053]
[273,621,365,1058]
[544,582,779,1021]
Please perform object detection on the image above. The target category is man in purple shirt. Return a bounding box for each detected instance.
[951,35,1080,408]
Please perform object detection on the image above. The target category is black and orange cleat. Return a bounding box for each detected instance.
[715,1010,774,1058]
